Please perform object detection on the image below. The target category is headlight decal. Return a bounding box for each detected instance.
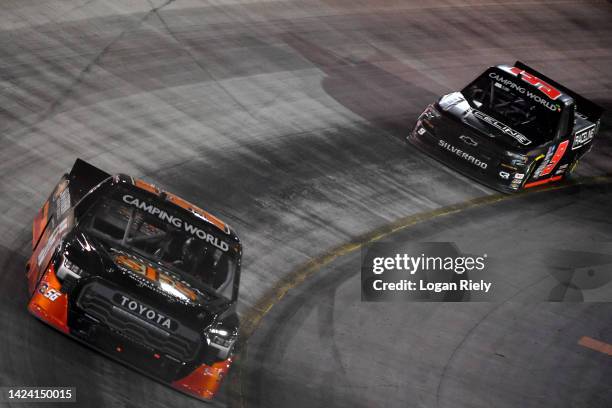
[56,256,84,281]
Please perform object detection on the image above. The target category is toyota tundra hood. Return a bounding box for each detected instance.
[62,230,225,331]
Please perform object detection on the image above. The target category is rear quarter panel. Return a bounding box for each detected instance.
[28,175,75,295]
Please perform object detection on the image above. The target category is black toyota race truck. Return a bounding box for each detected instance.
[408,61,604,192]
[26,159,241,401]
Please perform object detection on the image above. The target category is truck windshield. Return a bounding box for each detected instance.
[462,69,563,145]
[83,188,238,301]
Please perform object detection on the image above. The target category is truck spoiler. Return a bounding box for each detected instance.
[32,159,110,249]
[515,61,604,123]
[68,158,111,202]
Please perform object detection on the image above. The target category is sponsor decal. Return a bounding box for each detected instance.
[56,189,70,217]
[459,135,478,147]
[417,127,426,135]
[534,146,556,178]
[438,140,488,169]
[572,125,596,150]
[37,218,69,267]
[472,110,532,146]
[514,173,525,180]
[541,140,569,176]
[53,180,71,217]
[113,253,198,302]
[122,195,229,252]
[114,294,174,330]
[115,254,147,275]
[489,71,562,111]
[489,73,526,94]
[499,171,511,180]
[506,67,562,100]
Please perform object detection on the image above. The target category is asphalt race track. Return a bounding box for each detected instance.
[1,1,611,407]
[244,181,612,408]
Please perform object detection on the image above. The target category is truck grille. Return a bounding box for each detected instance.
[77,282,200,362]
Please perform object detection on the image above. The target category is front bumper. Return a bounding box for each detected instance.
[407,124,527,194]
[27,265,231,401]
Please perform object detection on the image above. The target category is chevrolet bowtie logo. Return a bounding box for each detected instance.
[459,135,478,147]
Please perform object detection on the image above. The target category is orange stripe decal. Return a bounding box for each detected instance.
[146,265,158,281]
[133,180,229,234]
[134,179,160,195]
[524,175,562,189]
[578,336,612,356]
[172,358,233,400]
[165,192,228,233]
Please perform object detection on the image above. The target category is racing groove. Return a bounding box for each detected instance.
[243,181,612,408]
[0,1,611,407]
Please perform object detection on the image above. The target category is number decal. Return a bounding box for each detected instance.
[38,283,62,301]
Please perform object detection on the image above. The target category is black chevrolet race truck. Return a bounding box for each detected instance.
[26,159,241,401]
[408,61,604,192]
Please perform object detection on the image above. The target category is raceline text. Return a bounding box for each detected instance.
[122,195,229,251]
[472,110,532,146]
[489,72,560,111]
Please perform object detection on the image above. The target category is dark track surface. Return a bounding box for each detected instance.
[244,181,612,408]
[1,1,611,407]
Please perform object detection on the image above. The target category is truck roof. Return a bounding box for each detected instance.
[494,64,574,108]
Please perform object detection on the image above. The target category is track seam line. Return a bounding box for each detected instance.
[5,0,176,142]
